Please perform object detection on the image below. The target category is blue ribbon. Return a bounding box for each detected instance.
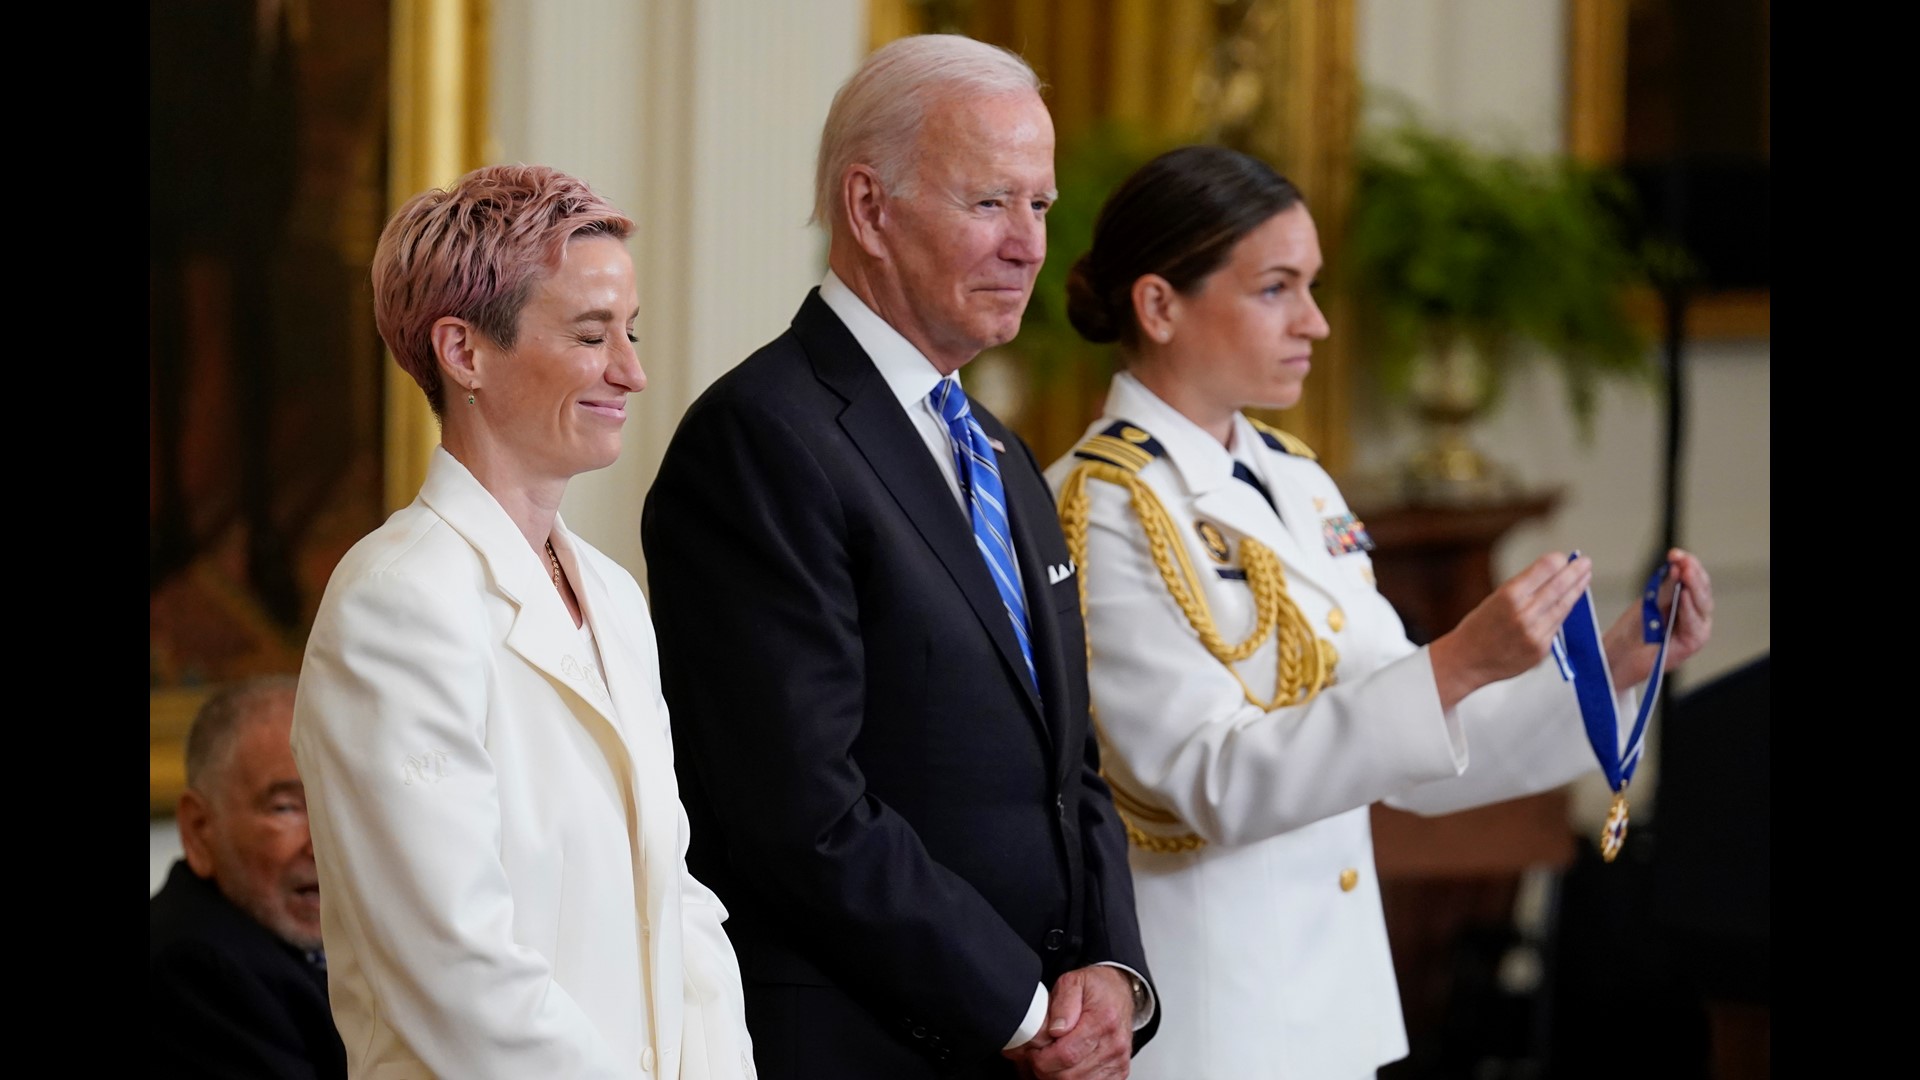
[1553,556,1684,794]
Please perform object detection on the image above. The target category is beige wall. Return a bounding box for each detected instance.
[152,821,184,896]
[489,0,865,578]
[1359,0,1569,154]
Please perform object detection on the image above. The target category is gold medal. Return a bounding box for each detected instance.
[1599,791,1630,863]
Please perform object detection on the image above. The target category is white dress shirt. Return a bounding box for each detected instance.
[819,270,973,514]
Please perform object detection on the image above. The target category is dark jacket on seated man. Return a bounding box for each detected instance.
[150,675,345,1079]
[151,860,346,1079]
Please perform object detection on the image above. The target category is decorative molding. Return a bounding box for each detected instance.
[151,688,212,816]
[383,0,491,514]
[1624,287,1770,341]
[1224,0,1358,476]
[1566,0,1627,164]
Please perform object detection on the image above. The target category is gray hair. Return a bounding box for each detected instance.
[812,33,1042,229]
[184,675,299,795]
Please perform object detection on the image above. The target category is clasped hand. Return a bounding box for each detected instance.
[1003,965,1134,1079]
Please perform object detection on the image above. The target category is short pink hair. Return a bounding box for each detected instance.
[372,164,634,415]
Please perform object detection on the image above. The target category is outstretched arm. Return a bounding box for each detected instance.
[1072,476,1471,847]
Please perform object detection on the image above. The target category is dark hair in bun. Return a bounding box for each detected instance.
[1068,145,1304,348]
[1065,252,1119,343]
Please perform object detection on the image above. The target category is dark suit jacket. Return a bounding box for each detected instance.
[150,860,346,1079]
[1651,654,1770,1004]
[643,291,1156,1079]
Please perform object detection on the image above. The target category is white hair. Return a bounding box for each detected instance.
[812,34,1042,229]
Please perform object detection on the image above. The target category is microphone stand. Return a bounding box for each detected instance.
[1645,162,1696,827]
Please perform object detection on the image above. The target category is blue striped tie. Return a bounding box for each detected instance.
[931,380,1036,689]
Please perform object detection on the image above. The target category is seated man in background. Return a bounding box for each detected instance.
[150,675,345,1079]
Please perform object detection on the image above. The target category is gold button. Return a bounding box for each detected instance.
[1327,607,1345,633]
[1339,868,1359,892]
[1361,566,1376,586]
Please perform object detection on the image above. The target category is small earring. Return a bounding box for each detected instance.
[467,391,476,406]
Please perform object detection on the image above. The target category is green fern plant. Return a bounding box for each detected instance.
[1003,121,1171,391]
[1345,122,1655,437]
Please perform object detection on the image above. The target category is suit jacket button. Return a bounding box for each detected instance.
[1340,867,1359,892]
[1044,928,1066,951]
[911,1025,927,1039]
[1328,607,1346,633]
[641,1046,656,1072]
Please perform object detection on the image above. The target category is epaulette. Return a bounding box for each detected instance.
[1248,417,1317,461]
[1072,421,1166,473]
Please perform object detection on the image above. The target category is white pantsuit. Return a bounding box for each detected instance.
[1046,373,1630,1079]
[294,448,754,1079]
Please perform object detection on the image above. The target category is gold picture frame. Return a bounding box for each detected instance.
[150,0,487,816]
[1566,0,1769,340]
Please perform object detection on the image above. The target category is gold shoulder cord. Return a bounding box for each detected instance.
[1248,416,1318,461]
[1057,459,1338,853]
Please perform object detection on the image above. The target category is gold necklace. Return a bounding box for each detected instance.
[545,540,565,594]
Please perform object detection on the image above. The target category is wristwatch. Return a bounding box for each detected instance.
[1127,972,1151,1023]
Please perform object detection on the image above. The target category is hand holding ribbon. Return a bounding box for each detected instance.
[1554,548,1714,862]
[1427,551,1594,713]
[1603,548,1715,690]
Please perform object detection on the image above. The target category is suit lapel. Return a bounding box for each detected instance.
[1000,439,1063,748]
[1190,479,1342,602]
[1105,376,1346,603]
[794,295,1047,729]
[1246,433,1348,602]
[500,579,630,743]
[418,450,635,753]
[1191,483,1286,562]
[552,529,665,797]
[561,541,685,1053]
[568,547,678,867]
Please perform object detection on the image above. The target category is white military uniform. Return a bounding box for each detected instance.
[1045,372,1633,1080]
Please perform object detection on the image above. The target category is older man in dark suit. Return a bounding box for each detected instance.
[642,32,1156,1080]
[150,676,345,1079]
